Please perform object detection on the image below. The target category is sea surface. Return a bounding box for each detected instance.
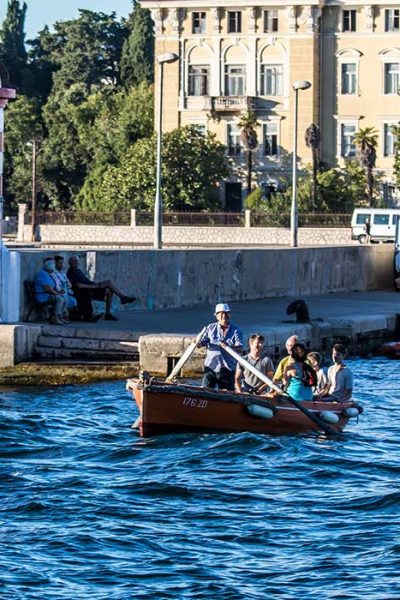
[1,357,399,599]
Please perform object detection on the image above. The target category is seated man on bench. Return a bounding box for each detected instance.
[34,257,68,324]
[67,255,136,322]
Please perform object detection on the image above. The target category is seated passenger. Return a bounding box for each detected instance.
[235,333,274,394]
[273,334,300,386]
[54,255,77,321]
[34,257,68,325]
[307,351,328,396]
[283,343,317,401]
[67,255,136,322]
[322,344,353,402]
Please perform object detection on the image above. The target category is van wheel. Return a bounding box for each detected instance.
[358,234,367,244]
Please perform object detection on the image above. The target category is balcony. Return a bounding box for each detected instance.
[178,95,257,113]
[211,96,256,112]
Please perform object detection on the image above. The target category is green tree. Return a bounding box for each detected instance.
[3,94,43,207]
[76,82,154,208]
[0,0,27,89]
[354,126,378,206]
[49,10,129,92]
[244,187,265,211]
[83,125,230,211]
[266,162,370,215]
[237,111,258,195]
[392,124,400,191]
[305,123,320,204]
[24,26,58,103]
[120,3,154,87]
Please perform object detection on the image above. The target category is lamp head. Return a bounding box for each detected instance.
[157,52,179,64]
[292,80,312,91]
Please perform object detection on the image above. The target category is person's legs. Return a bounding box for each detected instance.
[50,295,65,324]
[202,368,218,389]
[217,368,235,391]
[75,289,94,320]
[100,280,136,304]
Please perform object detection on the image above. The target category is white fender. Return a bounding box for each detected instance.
[247,404,275,419]
[342,407,360,418]
[319,410,340,425]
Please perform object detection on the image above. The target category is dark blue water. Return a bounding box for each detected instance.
[1,357,399,599]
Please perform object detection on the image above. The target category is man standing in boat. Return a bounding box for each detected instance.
[198,303,244,391]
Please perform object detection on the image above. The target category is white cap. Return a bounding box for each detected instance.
[215,303,231,315]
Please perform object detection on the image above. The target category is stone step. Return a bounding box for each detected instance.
[40,324,141,342]
[34,347,139,362]
[37,335,138,354]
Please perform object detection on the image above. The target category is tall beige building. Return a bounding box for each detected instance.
[142,0,400,209]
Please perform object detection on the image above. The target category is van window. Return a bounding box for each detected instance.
[373,214,389,225]
[393,215,399,225]
[356,213,369,225]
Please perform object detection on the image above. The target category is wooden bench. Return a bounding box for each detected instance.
[23,280,55,323]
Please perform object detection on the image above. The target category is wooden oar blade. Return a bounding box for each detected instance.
[166,326,207,382]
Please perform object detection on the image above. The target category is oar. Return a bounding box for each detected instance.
[166,327,207,383]
[222,344,339,436]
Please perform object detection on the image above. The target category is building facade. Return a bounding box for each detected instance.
[142,0,400,208]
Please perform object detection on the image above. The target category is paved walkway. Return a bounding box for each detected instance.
[71,290,399,339]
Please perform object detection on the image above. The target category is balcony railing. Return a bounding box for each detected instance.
[211,96,256,111]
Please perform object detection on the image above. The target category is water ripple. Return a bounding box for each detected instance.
[0,358,399,598]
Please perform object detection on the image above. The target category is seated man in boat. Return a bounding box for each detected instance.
[67,255,136,322]
[273,335,300,386]
[283,343,317,401]
[235,333,274,394]
[198,303,244,391]
[319,344,353,402]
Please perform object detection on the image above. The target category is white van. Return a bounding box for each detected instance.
[351,208,400,243]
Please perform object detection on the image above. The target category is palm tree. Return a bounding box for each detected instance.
[238,111,259,195]
[354,127,378,206]
[305,123,320,205]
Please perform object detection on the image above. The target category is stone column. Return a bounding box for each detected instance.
[17,203,27,241]
[245,210,251,228]
[130,208,137,228]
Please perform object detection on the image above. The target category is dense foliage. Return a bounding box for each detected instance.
[248,161,382,215]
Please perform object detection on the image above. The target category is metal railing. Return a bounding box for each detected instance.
[25,211,131,226]
[25,210,351,228]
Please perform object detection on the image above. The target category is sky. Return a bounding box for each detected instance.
[0,0,134,39]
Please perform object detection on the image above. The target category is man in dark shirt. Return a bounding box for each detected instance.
[67,255,136,321]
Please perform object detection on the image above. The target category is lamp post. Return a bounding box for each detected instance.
[154,52,179,250]
[30,139,38,242]
[291,80,311,248]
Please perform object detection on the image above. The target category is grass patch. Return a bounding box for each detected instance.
[0,362,140,386]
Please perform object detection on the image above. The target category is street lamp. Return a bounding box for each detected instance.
[291,80,312,248]
[154,52,179,250]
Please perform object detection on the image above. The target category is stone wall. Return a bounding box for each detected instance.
[20,224,354,246]
[16,245,394,320]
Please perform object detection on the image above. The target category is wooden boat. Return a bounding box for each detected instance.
[126,376,363,437]
[376,341,400,360]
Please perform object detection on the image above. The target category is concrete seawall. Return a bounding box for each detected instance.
[15,245,394,320]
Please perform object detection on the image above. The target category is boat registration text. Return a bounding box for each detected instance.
[183,397,208,409]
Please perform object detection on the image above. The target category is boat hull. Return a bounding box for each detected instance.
[127,379,361,437]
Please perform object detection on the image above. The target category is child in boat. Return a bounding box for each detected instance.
[234,333,274,394]
[320,344,353,402]
[307,351,328,396]
[283,343,317,401]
